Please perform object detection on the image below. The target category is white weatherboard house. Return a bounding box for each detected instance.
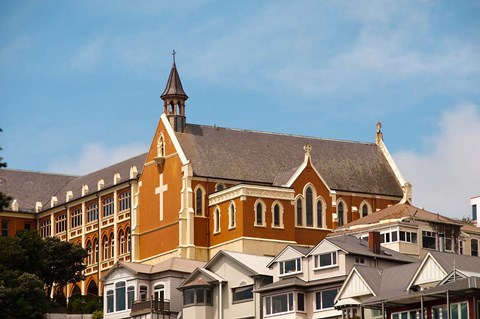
[178,250,274,319]
[257,233,417,319]
[101,257,204,319]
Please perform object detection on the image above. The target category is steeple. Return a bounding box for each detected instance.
[161,50,188,132]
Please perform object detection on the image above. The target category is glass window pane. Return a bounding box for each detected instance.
[197,288,205,303]
[321,289,337,309]
[320,253,332,267]
[115,282,126,311]
[183,289,195,305]
[297,293,305,311]
[272,294,288,313]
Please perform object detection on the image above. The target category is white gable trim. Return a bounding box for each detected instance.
[284,156,332,193]
[307,238,348,257]
[161,113,188,165]
[267,245,308,268]
[407,252,446,289]
[336,268,376,302]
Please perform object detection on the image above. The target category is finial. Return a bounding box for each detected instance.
[304,143,312,154]
[172,50,176,64]
[375,121,383,144]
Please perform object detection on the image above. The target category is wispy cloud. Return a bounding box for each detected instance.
[49,142,147,175]
[394,102,480,218]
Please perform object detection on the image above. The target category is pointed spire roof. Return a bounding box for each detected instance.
[161,53,188,99]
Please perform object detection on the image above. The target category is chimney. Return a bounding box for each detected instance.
[369,231,381,254]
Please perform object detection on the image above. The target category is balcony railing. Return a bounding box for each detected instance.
[130,298,172,316]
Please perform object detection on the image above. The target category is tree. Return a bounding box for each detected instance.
[0,230,88,315]
[0,128,12,210]
[42,236,88,299]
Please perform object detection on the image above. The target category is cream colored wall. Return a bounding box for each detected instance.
[208,237,293,260]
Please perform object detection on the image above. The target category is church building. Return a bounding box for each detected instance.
[0,57,410,298]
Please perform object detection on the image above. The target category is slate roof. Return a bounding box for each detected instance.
[428,250,480,274]
[0,153,147,213]
[175,124,403,197]
[336,203,462,230]
[362,262,421,304]
[353,266,383,295]
[0,169,76,213]
[324,235,418,263]
[46,153,147,208]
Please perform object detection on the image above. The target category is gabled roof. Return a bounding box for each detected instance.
[46,153,147,208]
[361,262,421,304]
[337,203,462,231]
[335,266,381,304]
[428,250,480,274]
[101,257,205,281]
[178,268,226,289]
[175,124,403,197]
[207,250,274,277]
[320,235,418,263]
[267,245,311,268]
[0,169,76,213]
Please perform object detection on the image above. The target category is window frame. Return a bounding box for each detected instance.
[213,207,221,234]
[264,292,295,315]
[194,186,205,217]
[102,197,115,218]
[232,284,254,303]
[118,191,131,212]
[87,203,99,223]
[279,258,302,276]
[71,208,83,229]
[254,200,266,227]
[314,288,338,311]
[228,201,236,230]
[271,201,284,228]
[314,251,338,269]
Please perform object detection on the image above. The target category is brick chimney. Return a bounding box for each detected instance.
[369,231,381,254]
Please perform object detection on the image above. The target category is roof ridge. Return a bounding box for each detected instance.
[0,168,78,177]
[185,123,375,145]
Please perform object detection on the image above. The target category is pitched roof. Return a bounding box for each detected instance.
[101,257,205,281]
[161,62,188,99]
[337,203,462,230]
[428,250,480,274]
[362,262,421,304]
[175,124,403,197]
[325,235,418,263]
[45,153,147,208]
[0,169,76,213]
[354,266,383,295]
[208,250,274,277]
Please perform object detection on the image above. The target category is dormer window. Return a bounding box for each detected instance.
[279,258,302,276]
[314,251,337,269]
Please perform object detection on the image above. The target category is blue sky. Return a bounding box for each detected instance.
[1,0,479,219]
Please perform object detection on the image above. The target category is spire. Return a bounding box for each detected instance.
[161,50,188,132]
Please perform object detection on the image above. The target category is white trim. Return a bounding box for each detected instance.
[193,185,206,217]
[335,267,376,302]
[254,199,267,227]
[284,157,332,194]
[228,201,236,230]
[213,206,221,234]
[406,252,447,290]
[160,113,188,165]
[209,184,294,206]
[271,200,284,228]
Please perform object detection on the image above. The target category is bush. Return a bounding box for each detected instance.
[92,309,103,319]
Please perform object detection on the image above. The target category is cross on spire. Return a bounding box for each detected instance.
[172,50,176,63]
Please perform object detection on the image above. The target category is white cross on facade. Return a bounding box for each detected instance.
[155,173,168,221]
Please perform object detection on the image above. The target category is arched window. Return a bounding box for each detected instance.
[296,198,303,226]
[110,233,115,258]
[316,200,323,228]
[306,187,313,227]
[126,228,131,253]
[119,230,125,255]
[118,192,131,212]
[86,240,92,265]
[214,208,221,233]
[103,235,109,260]
[337,202,344,226]
[157,135,165,157]
[229,202,236,229]
[87,203,99,222]
[195,187,204,216]
[272,202,283,228]
[93,238,98,263]
[71,208,82,228]
[255,200,266,227]
[360,201,371,218]
[103,197,114,217]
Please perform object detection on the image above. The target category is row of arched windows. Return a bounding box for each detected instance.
[85,228,131,265]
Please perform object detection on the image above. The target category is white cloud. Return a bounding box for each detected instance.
[49,142,147,175]
[394,103,480,218]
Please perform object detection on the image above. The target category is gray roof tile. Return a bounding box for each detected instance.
[176,124,403,197]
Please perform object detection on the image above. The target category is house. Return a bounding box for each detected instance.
[336,250,480,319]
[256,233,417,318]
[101,257,205,319]
[334,203,480,259]
[0,57,411,300]
[177,250,274,319]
